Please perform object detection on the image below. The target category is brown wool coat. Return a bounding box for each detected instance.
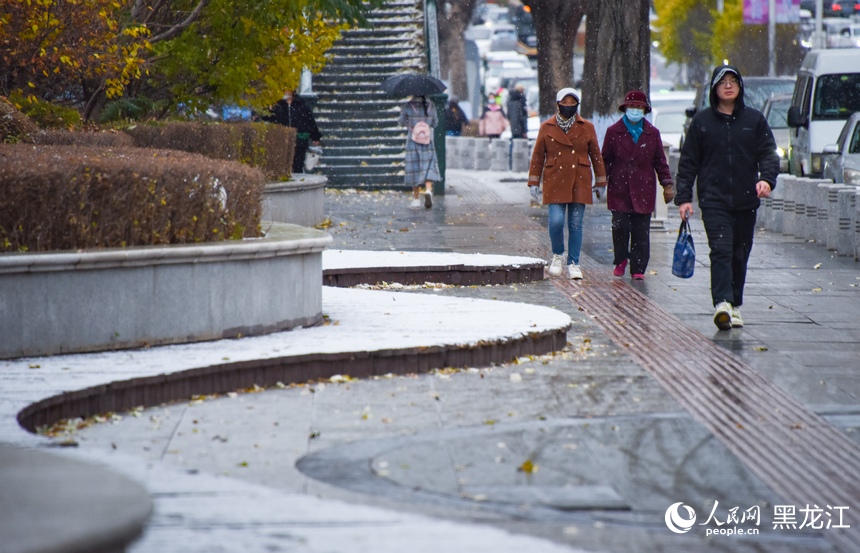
[528,115,607,205]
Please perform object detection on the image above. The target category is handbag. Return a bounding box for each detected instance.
[672,219,696,279]
[304,145,322,171]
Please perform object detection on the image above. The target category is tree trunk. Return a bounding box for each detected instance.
[524,0,585,119]
[437,0,477,99]
[582,0,651,119]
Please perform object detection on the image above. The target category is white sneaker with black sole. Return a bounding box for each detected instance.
[713,301,733,330]
[731,306,744,328]
[547,254,564,277]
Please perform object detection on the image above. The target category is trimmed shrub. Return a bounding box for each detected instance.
[99,97,156,124]
[8,93,83,129]
[0,144,265,252]
[123,121,295,180]
[33,129,135,148]
[0,96,38,143]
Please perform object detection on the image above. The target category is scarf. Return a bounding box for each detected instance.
[622,115,644,144]
[555,114,576,133]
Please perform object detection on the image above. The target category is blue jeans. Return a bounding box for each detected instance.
[548,203,586,265]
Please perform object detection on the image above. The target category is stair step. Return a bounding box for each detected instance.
[323,146,404,157]
[327,45,412,57]
[320,64,421,75]
[319,136,405,147]
[327,55,423,67]
[321,165,404,177]
[316,116,402,127]
[322,154,403,167]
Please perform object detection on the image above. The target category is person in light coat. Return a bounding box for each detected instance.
[528,88,607,280]
[602,90,675,281]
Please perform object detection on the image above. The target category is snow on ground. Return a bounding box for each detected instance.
[0,286,571,443]
[323,249,544,270]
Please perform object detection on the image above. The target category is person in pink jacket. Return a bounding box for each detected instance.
[601,90,675,280]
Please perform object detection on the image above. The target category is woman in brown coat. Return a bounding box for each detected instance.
[528,88,607,280]
[601,90,675,280]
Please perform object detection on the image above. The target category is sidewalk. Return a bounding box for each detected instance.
[3,169,859,553]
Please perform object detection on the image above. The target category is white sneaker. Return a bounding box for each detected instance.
[547,254,564,277]
[731,306,744,328]
[410,198,421,208]
[568,264,583,280]
[713,301,733,330]
[424,189,433,209]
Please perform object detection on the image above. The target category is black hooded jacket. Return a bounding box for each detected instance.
[675,65,779,211]
[262,95,322,142]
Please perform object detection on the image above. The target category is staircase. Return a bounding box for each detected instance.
[313,0,427,189]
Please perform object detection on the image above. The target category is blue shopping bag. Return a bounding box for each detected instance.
[672,219,695,279]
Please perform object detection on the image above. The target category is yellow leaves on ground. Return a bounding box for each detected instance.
[518,459,538,474]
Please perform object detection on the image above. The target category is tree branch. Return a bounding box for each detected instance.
[149,0,210,44]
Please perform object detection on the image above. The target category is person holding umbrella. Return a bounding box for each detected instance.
[399,95,440,208]
[382,73,445,209]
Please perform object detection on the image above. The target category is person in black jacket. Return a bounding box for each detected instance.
[507,84,529,170]
[262,90,322,174]
[675,65,779,331]
[444,95,469,136]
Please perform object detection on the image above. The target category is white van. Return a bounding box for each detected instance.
[787,49,860,177]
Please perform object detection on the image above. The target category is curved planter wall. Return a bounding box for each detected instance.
[0,225,331,359]
[262,174,326,228]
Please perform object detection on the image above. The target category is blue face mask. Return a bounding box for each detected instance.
[626,108,645,123]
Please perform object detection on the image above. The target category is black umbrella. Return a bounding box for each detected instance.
[380,73,446,97]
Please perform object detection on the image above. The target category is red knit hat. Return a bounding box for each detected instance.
[618,90,651,113]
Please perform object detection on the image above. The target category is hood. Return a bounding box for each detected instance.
[708,64,745,114]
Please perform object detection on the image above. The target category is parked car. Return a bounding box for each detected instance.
[649,90,696,112]
[821,18,859,48]
[465,24,519,59]
[482,51,535,94]
[762,93,793,172]
[787,48,860,177]
[681,76,795,149]
[822,111,860,184]
[800,0,860,17]
[650,106,687,150]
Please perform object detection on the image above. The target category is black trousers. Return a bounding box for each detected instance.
[293,137,310,174]
[701,208,757,308]
[611,211,652,274]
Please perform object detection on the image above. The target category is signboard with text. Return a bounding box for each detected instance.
[743,0,801,24]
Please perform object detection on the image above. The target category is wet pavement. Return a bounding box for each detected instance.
[18,169,860,552]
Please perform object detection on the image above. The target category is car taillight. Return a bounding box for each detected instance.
[832,3,842,10]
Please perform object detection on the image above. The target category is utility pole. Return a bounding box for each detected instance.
[815,0,825,49]
[768,0,776,76]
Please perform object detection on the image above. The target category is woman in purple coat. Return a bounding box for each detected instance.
[601,90,675,280]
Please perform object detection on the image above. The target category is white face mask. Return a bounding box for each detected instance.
[626,108,645,123]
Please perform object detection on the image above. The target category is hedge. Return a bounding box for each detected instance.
[0,144,265,253]
[123,121,295,181]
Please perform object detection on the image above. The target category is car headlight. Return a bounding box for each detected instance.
[776,146,786,158]
[844,168,860,186]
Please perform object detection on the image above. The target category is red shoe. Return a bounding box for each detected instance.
[613,259,628,277]
[631,273,645,280]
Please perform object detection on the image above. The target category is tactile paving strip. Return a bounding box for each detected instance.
[552,268,860,552]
